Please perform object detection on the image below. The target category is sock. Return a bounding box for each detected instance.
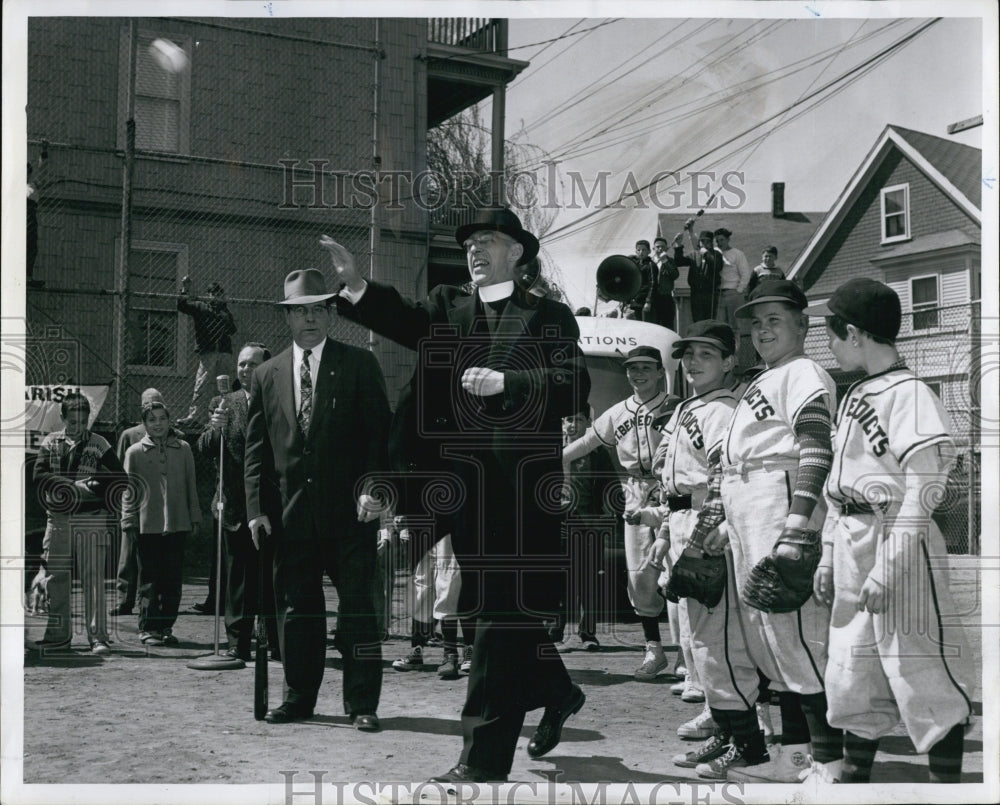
[727,707,768,762]
[928,723,965,783]
[841,732,878,783]
[756,669,772,704]
[459,617,477,647]
[639,615,661,644]
[441,619,458,654]
[777,691,811,747]
[412,618,431,648]
[798,691,843,763]
[708,707,733,739]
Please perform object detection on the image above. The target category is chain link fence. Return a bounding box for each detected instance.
[806,301,982,554]
[26,17,381,434]
[23,17,393,591]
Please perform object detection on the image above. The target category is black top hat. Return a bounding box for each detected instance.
[671,319,736,359]
[803,278,901,340]
[735,279,808,318]
[454,208,540,266]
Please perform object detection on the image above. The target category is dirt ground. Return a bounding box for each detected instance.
[14,557,987,804]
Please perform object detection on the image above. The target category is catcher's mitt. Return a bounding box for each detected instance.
[742,527,821,613]
[662,547,726,608]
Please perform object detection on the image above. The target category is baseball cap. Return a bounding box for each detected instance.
[670,320,736,359]
[622,345,663,367]
[735,279,809,318]
[803,278,902,340]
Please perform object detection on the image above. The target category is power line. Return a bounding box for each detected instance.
[731,19,872,174]
[519,19,701,133]
[541,18,942,247]
[547,20,787,161]
[530,19,904,169]
[506,19,622,55]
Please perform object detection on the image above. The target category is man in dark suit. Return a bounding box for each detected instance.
[321,208,591,783]
[244,269,390,731]
[197,342,279,661]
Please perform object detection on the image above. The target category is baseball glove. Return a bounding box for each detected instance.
[662,548,727,608]
[742,527,821,613]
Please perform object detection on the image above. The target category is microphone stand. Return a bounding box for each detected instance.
[188,375,244,670]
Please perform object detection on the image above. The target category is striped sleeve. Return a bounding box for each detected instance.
[789,395,833,519]
[688,444,726,550]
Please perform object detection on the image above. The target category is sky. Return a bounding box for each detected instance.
[493,12,990,308]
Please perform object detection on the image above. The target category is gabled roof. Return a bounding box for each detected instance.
[890,125,982,209]
[788,125,982,280]
[656,210,825,268]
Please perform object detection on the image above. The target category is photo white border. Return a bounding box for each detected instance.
[3,2,997,804]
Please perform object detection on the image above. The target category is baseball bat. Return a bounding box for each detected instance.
[254,526,269,720]
[211,375,232,655]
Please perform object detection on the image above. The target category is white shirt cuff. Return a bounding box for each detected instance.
[338,281,368,305]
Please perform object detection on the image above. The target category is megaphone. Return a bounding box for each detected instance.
[596,255,641,302]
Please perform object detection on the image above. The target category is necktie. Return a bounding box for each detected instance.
[298,349,312,433]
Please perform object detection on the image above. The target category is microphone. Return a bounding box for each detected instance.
[216,375,232,411]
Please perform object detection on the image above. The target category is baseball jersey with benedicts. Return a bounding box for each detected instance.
[722,356,836,467]
[654,387,739,497]
[589,389,674,477]
[826,365,953,508]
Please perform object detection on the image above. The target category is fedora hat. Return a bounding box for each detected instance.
[454,208,539,265]
[276,268,337,306]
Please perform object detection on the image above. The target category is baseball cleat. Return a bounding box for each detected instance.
[728,742,810,783]
[681,680,706,703]
[677,707,716,739]
[799,756,842,784]
[673,732,730,768]
[696,741,768,780]
[634,643,669,680]
[391,646,423,671]
[438,652,460,679]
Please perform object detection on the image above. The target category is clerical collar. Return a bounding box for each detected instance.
[478,281,514,304]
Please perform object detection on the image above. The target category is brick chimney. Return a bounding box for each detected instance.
[771,182,785,218]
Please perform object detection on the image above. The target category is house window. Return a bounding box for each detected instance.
[118,28,191,154]
[880,184,910,244]
[127,242,188,373]
[910,274,939,330]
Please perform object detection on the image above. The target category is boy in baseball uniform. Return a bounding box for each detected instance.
[805,279,973,783]
[634,321,772,777]
[669,280,844,782]
[563,346,677,679]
